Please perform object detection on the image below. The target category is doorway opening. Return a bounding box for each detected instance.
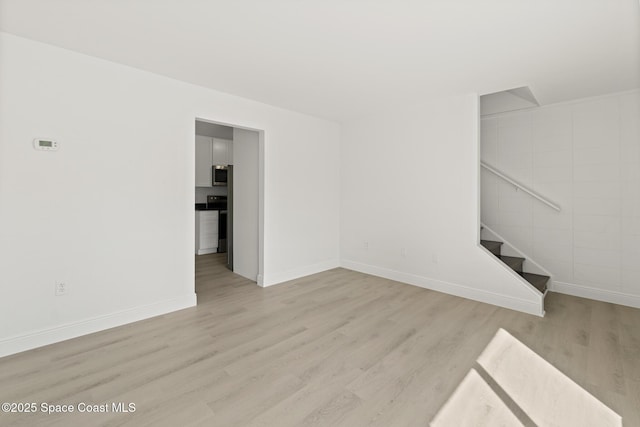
[193,118,264,296]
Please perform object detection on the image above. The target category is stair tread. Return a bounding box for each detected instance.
[498,255,525,262]
[480,240,503,256]
[520,272,549,294]
[498,255,524,272]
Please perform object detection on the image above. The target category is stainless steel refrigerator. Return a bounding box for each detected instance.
[226,165,233,271]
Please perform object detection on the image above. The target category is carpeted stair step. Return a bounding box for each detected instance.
[520,272,549,294]
[498,255,524,273]
[480,240,503,256]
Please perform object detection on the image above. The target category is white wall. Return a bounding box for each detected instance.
[0,33,340,357]
[232,128,260,282]
[340,94,543,316]
[481,90,640,308]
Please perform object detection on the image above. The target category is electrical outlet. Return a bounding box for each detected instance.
[364,241,369,250]
[432,254,439,264]
[55,281,67,296]
[401,248,407,258]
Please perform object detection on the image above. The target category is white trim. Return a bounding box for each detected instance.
[0,293,197,358]
[196,248,218,255]
[552,281,640,309]
[261,259,340,287]
[193,116,266,292]
[341,259,544,317]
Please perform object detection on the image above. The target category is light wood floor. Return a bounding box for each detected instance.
[1,253,639,426]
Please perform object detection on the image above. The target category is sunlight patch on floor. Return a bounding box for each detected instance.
[431,368,525,427]
[431,328,622,427]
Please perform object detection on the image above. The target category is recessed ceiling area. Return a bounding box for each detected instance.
[480,86,540,116]
[0,0,638,122]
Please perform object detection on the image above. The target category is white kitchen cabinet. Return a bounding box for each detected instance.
[195,135,213,187]
[196,136,234,186]
[195,210,219,255]
[196,136,232,187]
[212,138,233,166]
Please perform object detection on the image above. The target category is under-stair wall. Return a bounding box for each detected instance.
[341,93,544,316]
[481,224,552,279]
[480,89,640,308]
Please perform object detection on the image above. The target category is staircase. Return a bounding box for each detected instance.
[481,239,549,294]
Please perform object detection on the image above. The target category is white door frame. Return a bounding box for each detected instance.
[193,117,265,288]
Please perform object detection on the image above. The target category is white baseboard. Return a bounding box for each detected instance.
[552,281,640,309]
[196,248,218,255]
[262,259,340,287]
[340,259,544,317]
[0,293,197,358]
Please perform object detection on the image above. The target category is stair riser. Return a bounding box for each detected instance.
[513,261,523,273]
[480,240,502,257]
[521,272,549,294]
[488,247,500,256]
[502,261,523,273]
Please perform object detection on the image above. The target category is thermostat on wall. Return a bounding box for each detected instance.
[33,138,58,151]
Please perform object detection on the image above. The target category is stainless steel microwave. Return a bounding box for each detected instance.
[212,165,228,186]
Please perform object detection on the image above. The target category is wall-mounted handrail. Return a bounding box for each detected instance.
[481,162,561,212]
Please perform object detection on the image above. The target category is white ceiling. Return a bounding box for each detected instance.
[1,0,638,122]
